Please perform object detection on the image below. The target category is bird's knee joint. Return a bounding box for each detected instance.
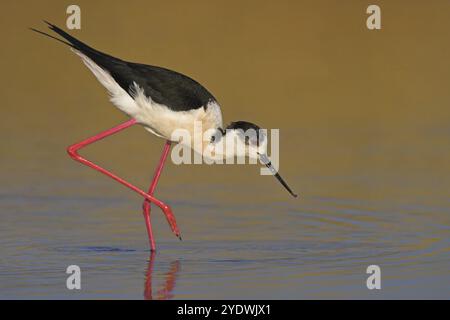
[66,145,79,159]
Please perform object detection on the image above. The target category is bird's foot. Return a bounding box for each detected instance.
[161,204,181,240]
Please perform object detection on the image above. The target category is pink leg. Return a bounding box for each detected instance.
[142,141,172,251]
[66,119,181,247]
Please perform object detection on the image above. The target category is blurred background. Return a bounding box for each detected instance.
[0,1,449,299]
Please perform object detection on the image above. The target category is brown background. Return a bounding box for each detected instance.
[2,1,449,199]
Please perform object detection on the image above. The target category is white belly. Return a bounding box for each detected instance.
[132,87,223,142]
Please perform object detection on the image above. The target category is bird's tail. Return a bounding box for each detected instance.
[31,21,140,116]
[30,21,126,70]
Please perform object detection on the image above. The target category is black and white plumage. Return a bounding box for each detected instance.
[43,22,216,111]
[31,21,297,198]
[32,21,222,141]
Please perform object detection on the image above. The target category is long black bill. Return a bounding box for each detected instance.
[259,154,298,198]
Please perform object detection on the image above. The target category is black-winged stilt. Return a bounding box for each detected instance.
[31,21,297,251]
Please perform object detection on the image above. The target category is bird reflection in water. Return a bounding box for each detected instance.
[144,253,181,300]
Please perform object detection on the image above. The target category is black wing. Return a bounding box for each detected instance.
[33,21,216,111]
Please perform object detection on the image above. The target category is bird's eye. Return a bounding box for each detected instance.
[210,133,219,143]
[244,129,263,147]
[211,128,224,143]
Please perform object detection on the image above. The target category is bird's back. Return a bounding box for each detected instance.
[119,62,216,111]
[39,22,217,112]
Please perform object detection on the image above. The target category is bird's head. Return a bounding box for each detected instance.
[222,121,268,159]
[210,121,297,198]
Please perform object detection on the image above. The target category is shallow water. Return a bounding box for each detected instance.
[1,126,449,299]
[1,1,450,299]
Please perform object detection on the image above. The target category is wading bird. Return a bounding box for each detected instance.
[32,21,297,251]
